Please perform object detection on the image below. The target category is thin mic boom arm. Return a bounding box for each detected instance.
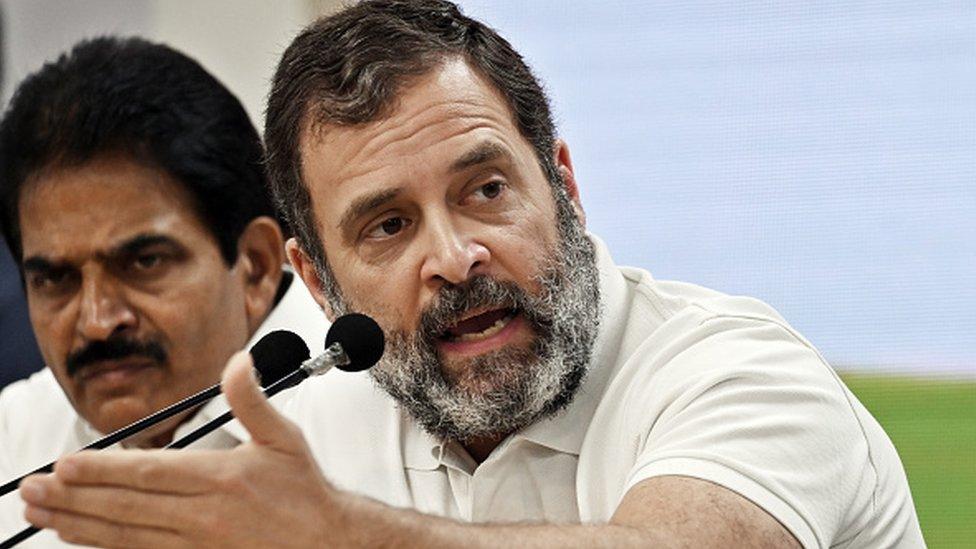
[0,383,220,497]
[0,344,350,548]
[2,313,381,548]
[167,342,350,449]
[0,329,307,499]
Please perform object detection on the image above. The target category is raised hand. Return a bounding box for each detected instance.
[19,351,345,548]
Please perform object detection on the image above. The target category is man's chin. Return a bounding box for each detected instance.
[81,396,155,435]
[379,342,556,440]
[438,350,538,400]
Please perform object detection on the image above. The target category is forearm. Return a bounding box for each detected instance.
[331,493,667,549]
[325,476,800,549]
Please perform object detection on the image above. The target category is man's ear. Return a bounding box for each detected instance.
[553,139,585,225]
[286,237,336,321]
[235,216,285,334]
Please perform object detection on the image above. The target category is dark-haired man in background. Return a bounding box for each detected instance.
[0,37,326,545]
[19,2,924,548]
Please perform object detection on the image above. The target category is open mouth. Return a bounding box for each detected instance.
[440,307,519,343]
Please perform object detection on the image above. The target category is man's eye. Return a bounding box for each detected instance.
[381,218,403,235]
[28,270,76,293]
[133,254,163,270]
[366,216,411,240]
[479,181,503,199]
[468,181,506,203]
[31,272,62,289]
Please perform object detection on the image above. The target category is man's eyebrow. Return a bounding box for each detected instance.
[450,141,509,173]
[337,188,402,231]
[106,234,183,258]
[22,256,62,273]
[21,235,183,274]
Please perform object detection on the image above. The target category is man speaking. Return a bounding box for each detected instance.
[18,2,923,548]
[0,37,326,545]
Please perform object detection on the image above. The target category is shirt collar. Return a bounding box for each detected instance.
[404,233,630,468]
[403,413,443,470]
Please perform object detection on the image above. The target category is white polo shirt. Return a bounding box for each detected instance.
[286,236,924,548]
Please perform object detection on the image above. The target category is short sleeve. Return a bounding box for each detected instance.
[624,317,877,549]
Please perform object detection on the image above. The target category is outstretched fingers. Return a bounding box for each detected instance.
[48,448,228,493]
[24,505,189,549]
[14,351,326,548]
[20,474,208,531]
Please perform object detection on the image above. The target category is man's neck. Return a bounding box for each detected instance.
[462,433,508,464]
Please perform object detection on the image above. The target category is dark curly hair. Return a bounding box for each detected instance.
[0,36,277,265]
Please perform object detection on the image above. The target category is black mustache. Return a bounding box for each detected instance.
[66,338,167,377]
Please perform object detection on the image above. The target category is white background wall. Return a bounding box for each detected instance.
[1,0,341,130]
[459,0,975,377]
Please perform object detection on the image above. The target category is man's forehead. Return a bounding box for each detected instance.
[21,155,183,211]
[298,59,518,180]
[301,58,506,138]
[18,159,213,263]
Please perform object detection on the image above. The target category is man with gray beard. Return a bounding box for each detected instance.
[367,183,599,444]
[19,2,922,548]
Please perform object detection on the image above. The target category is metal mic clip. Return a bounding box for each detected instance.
[300,342,350,377]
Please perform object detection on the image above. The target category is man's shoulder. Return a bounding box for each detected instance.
[591,238,796,362]
[0,368,71,418]
[608,267,842,432]
[622,266,790,327]
[612,265,807,370]
[585,264,921,546]
[0,368,79,475]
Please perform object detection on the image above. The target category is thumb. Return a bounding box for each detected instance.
[222,350,304,452]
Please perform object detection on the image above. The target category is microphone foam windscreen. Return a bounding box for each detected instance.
[325,313,385,372]
[250,330,310,387]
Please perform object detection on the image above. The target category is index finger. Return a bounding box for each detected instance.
[54,449,231,494]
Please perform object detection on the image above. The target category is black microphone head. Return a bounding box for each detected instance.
[325,313,385,372]
[249,330,310,387]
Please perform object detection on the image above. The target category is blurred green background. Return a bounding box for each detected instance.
[842,374,976,548]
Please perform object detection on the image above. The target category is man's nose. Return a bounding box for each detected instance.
[419,216,490,287]
[76,273,138,341]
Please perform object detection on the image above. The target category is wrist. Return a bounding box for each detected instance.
[315,478,350,547]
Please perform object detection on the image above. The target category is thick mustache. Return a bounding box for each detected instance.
[418,276,538,339]
[66,338,167,377]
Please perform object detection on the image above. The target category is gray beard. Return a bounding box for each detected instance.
[316,189,601,442]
